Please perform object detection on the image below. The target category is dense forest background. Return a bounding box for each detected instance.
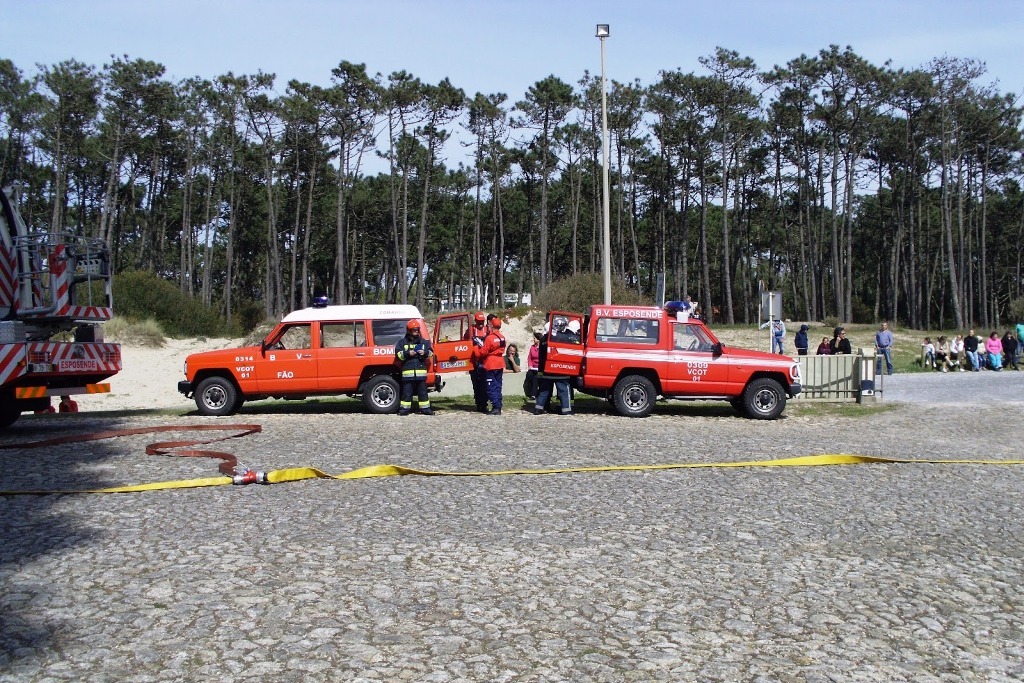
[2,45,1023,330]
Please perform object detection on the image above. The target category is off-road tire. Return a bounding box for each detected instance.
[742,377,786,420]
[195,376,239,416]
[611,374,656,418]
[362,375,400,414]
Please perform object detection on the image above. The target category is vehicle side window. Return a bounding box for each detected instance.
[370,319,410,347]
[321,322,366,348]
[275,324,312,350]
[673,323,712,352]
[436,317,466,343]
[594,317,659,344]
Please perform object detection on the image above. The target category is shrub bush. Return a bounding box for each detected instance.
[104,317,167,347]
[113,270,244,338]
[534,273,652,313]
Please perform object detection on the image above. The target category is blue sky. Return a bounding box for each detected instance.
[5,0,1022,101]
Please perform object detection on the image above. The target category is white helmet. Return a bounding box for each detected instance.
[566,320,581,334]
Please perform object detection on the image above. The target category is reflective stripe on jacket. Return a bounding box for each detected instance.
[395,335,433,379]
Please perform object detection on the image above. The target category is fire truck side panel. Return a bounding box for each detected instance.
[0,186,121,427]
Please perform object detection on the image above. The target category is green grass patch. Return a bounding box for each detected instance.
[788,402,897,418]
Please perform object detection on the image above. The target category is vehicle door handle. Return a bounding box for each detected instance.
[301,353,312,359]
[356,352,366,357]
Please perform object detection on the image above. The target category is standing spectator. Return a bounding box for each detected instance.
[935,336,952,372]
[504,344,521,373]
[481,317,507,415]
[759,319,786,354]
[524,332,540,400]
[1001,331,1018,370]
[985,331,1003,370]
[949,335,965,372]
[963,329,981,371]
[394,321,434,415]
[830,327,852,355]
[921,337,935,368]
[794,324,809,356]
[465,311,489,412]
[874,321,894,375]
[816,337,832,355]
[58,395,79,413]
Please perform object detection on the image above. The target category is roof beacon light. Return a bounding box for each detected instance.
[312,296,330,308]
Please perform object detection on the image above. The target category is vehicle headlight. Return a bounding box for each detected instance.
[183,360,188,377]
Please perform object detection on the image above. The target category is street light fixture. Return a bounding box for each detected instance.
[596,24,612,305]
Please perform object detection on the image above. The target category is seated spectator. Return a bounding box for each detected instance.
[816,337,832,355]
[921,337,935,368]
[59,395,79,413]
[504,344,521,373]
[1002,331,1019,371]
[963,329,981,371]
[949,335,965,372]
[34,400,55,415]
[830,327,852,355]
[985,331,1003,370]
[935,336,952,372]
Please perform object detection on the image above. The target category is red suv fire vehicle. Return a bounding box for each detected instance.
[179,303,444,415]
[538,303,802,419]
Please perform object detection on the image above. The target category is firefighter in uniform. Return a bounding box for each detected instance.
[395,320,434,415]
[481,316,507,415]
[465,311,489,412]
[535,318,578,415]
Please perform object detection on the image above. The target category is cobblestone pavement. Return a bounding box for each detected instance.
[1,396,1022,682]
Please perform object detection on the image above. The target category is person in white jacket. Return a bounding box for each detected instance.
[949,335,965,372]
[759,319,786,354]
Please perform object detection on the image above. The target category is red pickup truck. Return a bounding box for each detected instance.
[538,304,802,419]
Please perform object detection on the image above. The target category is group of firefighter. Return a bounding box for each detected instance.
[393,312,580,416]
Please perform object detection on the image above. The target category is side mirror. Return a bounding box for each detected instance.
[712,342,724,356]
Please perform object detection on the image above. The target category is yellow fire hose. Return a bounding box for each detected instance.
[3,453,1024,496]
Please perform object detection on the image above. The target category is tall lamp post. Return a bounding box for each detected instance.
[596,23,612,305]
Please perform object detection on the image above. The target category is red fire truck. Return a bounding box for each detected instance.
[536,304,802,418]
[0,186,121,428]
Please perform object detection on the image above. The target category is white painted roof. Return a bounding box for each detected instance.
[281,304,423,324]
